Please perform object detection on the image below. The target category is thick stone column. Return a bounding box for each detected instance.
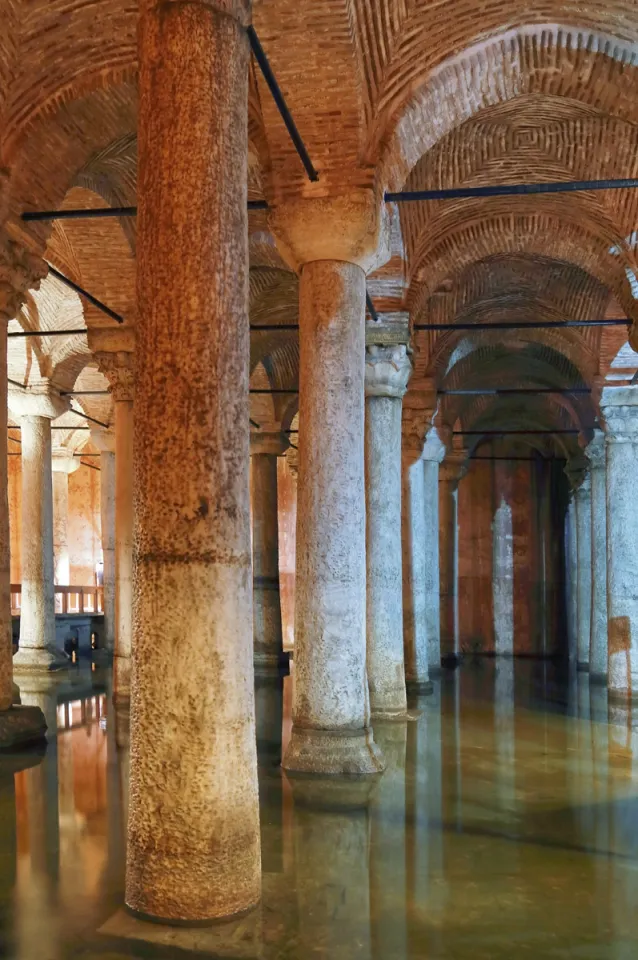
[250,430,288,674]
[125,0,260,923]
[91,429,116,653]
[51,454,80,585]
[421,428,446,674]
[492,465,514,657]
[575,472,592,670]
[270,193,389,777]
[565,493,579,662]
[586,430,608,683]
[9,389,68,671]
[0,240,47,744]
[95,354,134,697]
[439,453,465,666]
[601,387,638,702]
[365,343,411,717]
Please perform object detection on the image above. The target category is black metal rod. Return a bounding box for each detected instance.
[414,319,628,331]
[250,324,299,331]
[454,429,579,436]
[250,389,298,394]
[22,200,267,221]
[74,452,100,457]
[61,390,110,396]
[46,264,124,324]
[8,426,90,431]
[247,26,319,183]
[8,328,88,338]
[249,418,261,429]
[386,178,638,203]
[69,406,110,429]
[470,456,561,461]
[8,378,25,390]
[438,388,591,396]
[366,292,379,323]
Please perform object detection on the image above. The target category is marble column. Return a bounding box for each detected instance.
[402,451,429,694]
[0,242,47,744]
[9,389,68,671]
[91,429,116,654]
[492,465,514,657]
[565,493,579,663]
[95,355,134,696]
[575,472,592,671]
[126,0,260,923]
[250,430,288,674]
[422,429,446,674]
[601,387,638,702]
[365,343,411,717]
[586,430,608,683]
[51,454,80,586]
[439,454,465,666]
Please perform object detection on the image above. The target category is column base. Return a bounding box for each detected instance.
[282,725,385,777]
[405,679,434,696]
[13,647,68,672]
[0,705,47,749]
[589,671,608,686]
[253,651,290,677]
[577,661,590,672]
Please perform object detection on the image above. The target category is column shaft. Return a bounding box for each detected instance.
[575,477,592,670]
[565,496,578,662]
[16,417,58,668]
[587,433,608,682]
[52,472,70,586]
[422,459,441,672]
[100,450,116,654]
[282,260,383,775]
[126,0,260,923]
[0,323,10,708]
[251,452,284,672]
[114,399,134,695]
[439,474,459,663]
[402,458,431,693]
[492,465,514,656]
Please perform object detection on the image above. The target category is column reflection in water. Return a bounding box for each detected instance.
[607,700,638,959]
[370,722,407,960]
[494,660,516,815]
[290,778,375,960]
[0,769,17,955]
[255,676,285,876]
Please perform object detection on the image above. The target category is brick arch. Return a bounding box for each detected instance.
[363,21,638,190]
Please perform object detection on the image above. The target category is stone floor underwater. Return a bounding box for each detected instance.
[1,657,638,959]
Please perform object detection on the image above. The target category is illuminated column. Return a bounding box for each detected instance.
[91,429,116,654]
[51,454,80,586]
[492,464,514,657]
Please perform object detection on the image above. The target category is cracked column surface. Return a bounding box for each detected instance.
[125,0,260,924]
[91,429,116,654]
[9,389,68,671]
[271,192,388,777]
[575,472,592,671]
[250,431,288,674]
[601,387,638,702]
[365,343,411,718]
[585,430,608,683]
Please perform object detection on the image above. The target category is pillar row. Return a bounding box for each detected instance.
[250,430,288,674]
[365,343,411,717]
[601,387,638,702]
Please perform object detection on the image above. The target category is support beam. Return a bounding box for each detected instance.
[386,178,638,203]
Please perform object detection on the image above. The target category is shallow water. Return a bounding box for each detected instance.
[2,659,638,959]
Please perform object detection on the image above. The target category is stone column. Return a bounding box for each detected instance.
[439,454,465,666]
[421,428,446,674]
[586,430,608,683]
[601,387,638,702]
[91,429,116,654]
[0,240,47,744]
[95,353,134,697]
[51,454,80,586]
[9,389,68,671]
[365,343,411,717]
[565,492,579,663]
[125,0,260,924]
[270,193,389,777]
[401,450,429,694]
[575,472,592,671]
[492,464,514,657]
[250,430,288,674]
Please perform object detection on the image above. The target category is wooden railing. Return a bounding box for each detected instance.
[11,585,104,617]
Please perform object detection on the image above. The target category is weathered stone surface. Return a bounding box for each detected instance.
[0,705,47,749]
[492,464,514,657]
[282,260,383,776]
[126,0,260,925]
[586,430,608,682]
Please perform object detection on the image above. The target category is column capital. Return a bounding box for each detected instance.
[8,384,68,421]
[421,426,446,463]
[564,455,588,491]
[268,190,390,273]
[90,427,116,453]
[250,430,289,456]
[440,451,468,488]
[95,350,135,402]
[600,385,638,443]
[0,237,47,321]
[51,452,81,475]
[575,470,592,500]
[364,344,411,399]
[585,428,606,469]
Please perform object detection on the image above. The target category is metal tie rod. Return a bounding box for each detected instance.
[22,200,268,221]
[9,328,87,338]
[414,318,628,331]
[46,264,123,324]
[366,292,379,323]
[438,388,591,396]
[386,178,638,203]
[454,429,580,436]
[247,26,319,183]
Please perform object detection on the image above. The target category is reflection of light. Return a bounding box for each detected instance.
[71,650,77,664]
